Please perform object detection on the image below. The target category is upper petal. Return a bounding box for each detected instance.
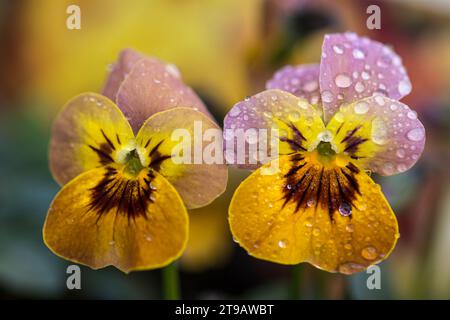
[266,64,321,106]
[326,95,425,175]
[223,89,325,170]
[320,32,412,122]
[102,48,144,101]
[135,107,228,209]
[43,166,188,273]
[49,93,135,186]
[229,154,399,274]
[116,57,212,133]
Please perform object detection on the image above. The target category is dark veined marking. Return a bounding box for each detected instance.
[340,125,368,156]
[147,139,171,171]
[278,121,307,152]
[88,129,117,165]
[88,166,156,221]
[282,155,361,221]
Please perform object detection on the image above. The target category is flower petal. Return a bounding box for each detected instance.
[102,48,144,101]
[135,107,227,209]
[326,95,425,176]
[43,166,188,273]
[116,57,212,133]
[223,89,325,170]
[266,64,321,105]
[320,32,412,122]
[229,154,399,274]
[49,93,135,185]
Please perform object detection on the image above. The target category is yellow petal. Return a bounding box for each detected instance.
[229,154,399,274]
[135,107,228,209]
[49,93,135,185]
[43,166,188,273]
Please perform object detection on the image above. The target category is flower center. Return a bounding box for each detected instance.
[124,149,144,177]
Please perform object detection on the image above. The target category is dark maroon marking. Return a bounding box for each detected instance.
[278,120,307,152]
[116,134,121,145]
[88,167,156,219]
[336,123,344,135]
[149,140,164,157]
[341,126,361,144]
[282,155,361,221]
[144,137,152,148]
[344,137,368,154]
[88,144,114,165]
[101,129,116,150]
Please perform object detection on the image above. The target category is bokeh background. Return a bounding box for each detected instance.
[1,0,449,299]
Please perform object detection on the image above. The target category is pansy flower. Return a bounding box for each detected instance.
[44,49,227,273]
[224,32,425,274]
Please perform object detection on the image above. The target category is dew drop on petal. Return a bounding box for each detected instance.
[322,91,334,103]
[333,44,344,54]
[297,99,309,109]
[278,239,288,249]
[346,224,354,233]
[338,202,352,216]
[303,80,318,92]
[398,80,412,95]
[335,74,352,88]
[229,106,241,117]
[355,82,365,93]
[338,262,365,275]
[318,130,333,142]
[313,228,321,237]
[396,149,406,158]
[361,246,378,260]
[361,71,370,80]
[407,110,417,120]
[354,101,369,114]
[352,48,365,59]
[407,127,425,142]
[371,117,388,145]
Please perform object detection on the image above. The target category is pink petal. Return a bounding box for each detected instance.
[223,89,324,170]
[116,57,211,133]
[102,48,144,101]
[327,94,425,176]
[320,32,412,122]
[266,64,321,105]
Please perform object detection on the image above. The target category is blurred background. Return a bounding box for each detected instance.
[0,0,449,299]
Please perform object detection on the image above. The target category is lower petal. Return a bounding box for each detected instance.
[43,167,188,272]
[229,154,399,274]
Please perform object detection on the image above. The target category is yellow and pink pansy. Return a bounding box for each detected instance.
[44,49,227,273]
[224,32,425,274]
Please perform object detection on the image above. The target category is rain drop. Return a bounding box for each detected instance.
[338,202,352,216]
[335,74,352,88]
[352,48,365,59]
[371,117,388,145]
[398,80,412,95]
[322,91,334,103]
[407,128,425,141]
[229,106,241,117]
[303,80,318,92]
[355,82,365,93]
[354,101,369,114]
[333,44,344,54]
[361,246,378,260]
[278,239,288,249]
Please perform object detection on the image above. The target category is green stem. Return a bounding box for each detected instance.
[289,264,302,300]
[162,262,180,300]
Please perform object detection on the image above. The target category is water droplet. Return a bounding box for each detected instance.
[304,219,313,228]
[354,101,369,114]
[145,235,152,241]
[263,111,273,118]
[335,74,352,88]
[383,162,394,175]
[371,117,388,145]
[278,239,288,248]
[297,99,309,109]
[318,130,333,142]
[397,163,407,172]
[303,80,318,92]
[407,110,417,120]
[321,91,333,103]
[306,199,316,207]
[407,128,425,141]
[374,95,385,106]
[229,106,241,117]
[390,104,398,111]
[338,202,352,216]
[361,71,370,80]
[361,246,378,260]
[353,48,365,59]
[338,262,365,275]
[109,240,115,246]
[153,79,161,84]
[344,243,352,250]
[333,44,344,54]
[396,149,406,158]
[398,80,412,95]
[355,82,365,93]
[289,111,300,122]
[165,64,181,78]
[346,224,354,232]
[232,236,239,243]
[312,228,321,237]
